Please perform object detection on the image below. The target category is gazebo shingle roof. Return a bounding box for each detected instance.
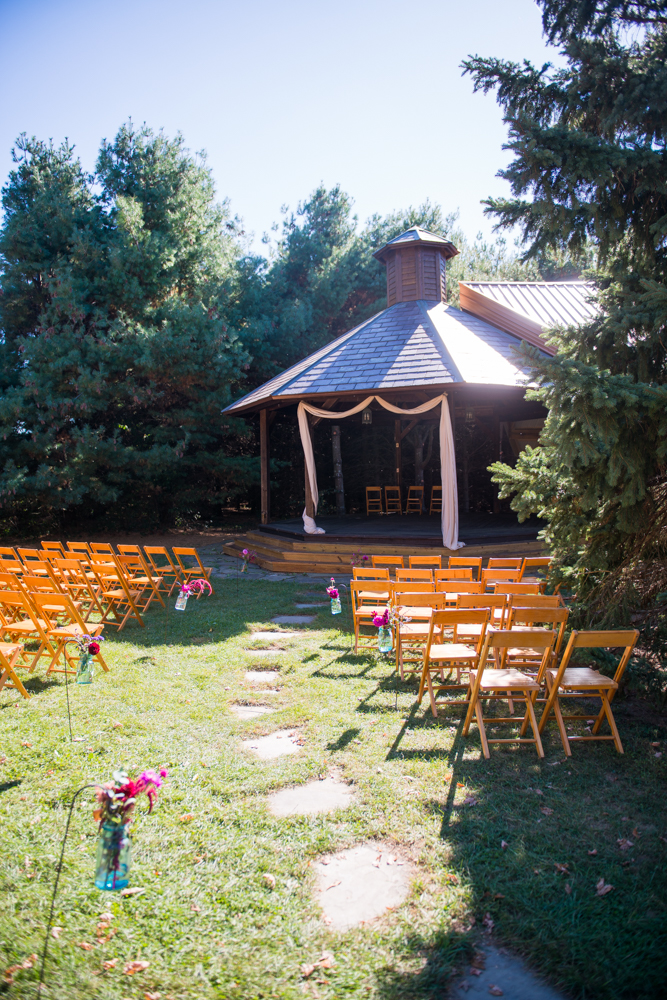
[223,299,534,415]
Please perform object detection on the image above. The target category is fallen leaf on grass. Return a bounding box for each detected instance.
[21,741,32,748]
[482,912,494,932]
[51,927,63,939]
[565,884,572,895]
[617,838,634,851]
[500,840,508,850]
[144,993,162,1000]
[120,886,145,897]
[588,849,598,856]
[596,878,614,897]
[489,987,504,996]
[540,807,554,816]
[463,795,478,807]
[102,959,118,971]
[78,942,94,951]
[2,954,37,985]
[263,873,276,889]
[445,873,459,883]
[318,952,335,969]
[470,967,482,976]
[301,964,317,978]
[123,960,150,975]
[554,863,569,875]
[179,813,195,823]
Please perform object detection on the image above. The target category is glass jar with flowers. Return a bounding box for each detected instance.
[175,578,212,610]
[241,548,257,573]
[326,578,341,614]
[93,768,166,890]
[68,634,105,684]
[372,609,393,653]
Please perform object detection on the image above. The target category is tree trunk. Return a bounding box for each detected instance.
[331,424,345,515]
[411,423,434,511]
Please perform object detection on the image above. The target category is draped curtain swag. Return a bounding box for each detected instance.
[297,394,463,549]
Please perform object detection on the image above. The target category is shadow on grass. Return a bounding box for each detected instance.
[326,727,362,751]
[0,779,22,794]
[374,929,471,1000]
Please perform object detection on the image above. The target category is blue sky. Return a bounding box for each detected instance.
[0,0,560,251]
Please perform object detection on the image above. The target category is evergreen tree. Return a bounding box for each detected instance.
[463,0,667,614]
[0,125,253,530]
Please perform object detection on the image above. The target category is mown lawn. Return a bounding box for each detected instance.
[1,576,666,1000]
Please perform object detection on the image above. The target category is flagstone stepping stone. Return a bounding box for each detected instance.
[294,603,327,608]
[250,631,298,641]
[314,843,411,930]
[242,730,304,759]
[246,648,287,656]
[245,670,280,684]
[451,942,566,999]
[268,777,354,817]
[271,615,316,624]
[230,704,275,719]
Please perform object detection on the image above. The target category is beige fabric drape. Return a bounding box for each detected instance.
[297,394,463,549]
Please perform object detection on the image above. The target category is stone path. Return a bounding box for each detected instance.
[452,943,565,999]
[245,670,280,684]
[268,777,354,817]
[242,730,304,759]
[314,844,411,931]
[229,704,274,719]
[271,615,316,624]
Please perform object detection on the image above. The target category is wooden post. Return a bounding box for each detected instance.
[492,409,501,513]
[394,419,402,488]
[331,425,345,515]
[260,409,270,525]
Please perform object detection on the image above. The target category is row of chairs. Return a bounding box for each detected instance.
[354,567,546,592]
[355,554,552,582]
[366,486,441,515]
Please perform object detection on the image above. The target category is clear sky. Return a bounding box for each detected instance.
[0,0,560,251]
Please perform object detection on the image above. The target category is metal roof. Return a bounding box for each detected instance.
[462,281,597,329]
[223,299,533,414]
[373,226,459,263]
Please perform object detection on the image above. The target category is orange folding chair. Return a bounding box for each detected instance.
[481,568,520,591]
[91,542,116,556]
[487,558,522,570]
[116,553,165,611]
[143,546,183,597]
[41,541,67,559]
[463,628,557,759]
[365,487,383,515]
[17,549,51,577]
[519,556,553,582]
[350,580,391,655]
[67,541,92,559]
[539,630,638,755]
[0,547,24,575]
[409,555,441,569]
[51,558,105,621]
[429,485,442,515]
[353,567,390,581]
[384,486,402,515]
[418,608,490,716]
[396,568,433,584]
[172,548,214,594]
[435,581,484,606]
[456,593,507,630]
[88,557,144,631]
[435,568,473,582]
[448,556,483,580]
[393,590,447,679]
[0,590,58,673]
[404,486,423,514]
[29,592,108,676]
[370,555,404,574]
[0,640,30,699]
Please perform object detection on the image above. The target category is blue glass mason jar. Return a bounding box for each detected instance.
[76,652,94,684]
[330,597,342,615]
[377,626,393,653]
[94,822,131,890]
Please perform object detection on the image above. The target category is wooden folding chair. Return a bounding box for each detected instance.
[370,555,404,573]
[0,571,20,591]
[353,567,390,580]
[116,553,165,611]
[384,486,402,514]
[429,485,442,515]
[365,487,383,515]
[405,486,423,514]
[506,593,564,611]
[418,609,490,715]
[351,580,391,655]
[51,558,105,621]
[464,628,557,759]
[172,548,214,594]
[409,555,441,569]
[144,546,183,597]
[435,581,484,606]
[0,547,24,575]
[0,641,30,699]
[519,556,553,583]
[396,568,433,584]
[538,630,639,755]
[91,543,116,556]
[481,568,520,591]
[488,558,522,570]
[456,593,507,630]
[498,582,541,597]
[29,592,108,676]
[41,541,67,559]
[17,548,51,577]
[0,590,58,673]
[435,568,473,582]
[88,557,144,631]
[504,605,570,672]
[394,590,448,680]
[448,556,483,580]
[67,542,92,560]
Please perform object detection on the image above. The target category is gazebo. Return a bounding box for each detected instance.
[222,228,588,572]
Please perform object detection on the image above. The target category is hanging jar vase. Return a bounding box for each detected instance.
[76,652,94,685]
[175,588,189,611]
[377,626,393,653]
[330,596,342,615]
[94,822,132,890]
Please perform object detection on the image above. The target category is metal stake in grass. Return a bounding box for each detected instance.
[37,784,98,997]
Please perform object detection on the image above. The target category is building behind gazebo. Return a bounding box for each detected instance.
[222,228,593,572]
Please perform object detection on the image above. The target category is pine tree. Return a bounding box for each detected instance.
[464,0,667,613]
[0,125,253,530]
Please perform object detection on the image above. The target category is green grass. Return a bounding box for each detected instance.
[1,578,667,1000]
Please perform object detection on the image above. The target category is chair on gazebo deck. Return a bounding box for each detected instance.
[365,487,383,515]
[429,485,442,515]
[405,486,423,514]
[384,486,402,514]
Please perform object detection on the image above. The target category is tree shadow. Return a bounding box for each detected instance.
[326,727,362,751]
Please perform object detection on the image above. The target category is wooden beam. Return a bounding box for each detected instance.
[260,409,270,525]
[399,418,419,441]
[394,419,402,488]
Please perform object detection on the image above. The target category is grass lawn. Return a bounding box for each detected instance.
[1,574,667,1000]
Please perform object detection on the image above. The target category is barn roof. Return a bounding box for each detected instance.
[223,299,534,415]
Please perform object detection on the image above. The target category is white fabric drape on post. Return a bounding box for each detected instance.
[297,393,464,549]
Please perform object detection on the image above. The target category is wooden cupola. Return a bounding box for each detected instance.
[373,226,459,306]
